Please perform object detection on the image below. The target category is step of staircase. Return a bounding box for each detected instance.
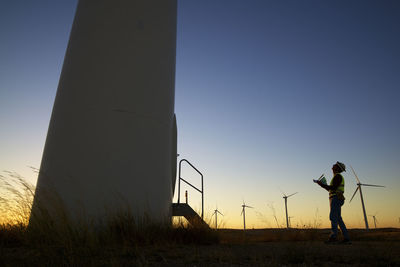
[172,203,209,228]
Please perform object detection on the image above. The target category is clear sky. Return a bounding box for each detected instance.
[1,0,399,229]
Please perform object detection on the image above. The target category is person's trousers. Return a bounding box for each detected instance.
[329,196,349,239]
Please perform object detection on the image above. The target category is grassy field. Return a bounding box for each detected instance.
[1,173,399,266]
[1,224,399,266]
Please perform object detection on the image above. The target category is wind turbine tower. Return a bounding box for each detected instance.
[241,202,253,231]
[31,0,178,224]
[282,192,297,229]
[349,166,384,230]
[212,207,223,230]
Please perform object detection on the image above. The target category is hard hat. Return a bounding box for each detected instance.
[336,161,346,172]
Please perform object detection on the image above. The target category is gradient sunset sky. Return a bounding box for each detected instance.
[1,0,399,229]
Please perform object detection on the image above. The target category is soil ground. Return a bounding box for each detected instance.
[1,228,399,266]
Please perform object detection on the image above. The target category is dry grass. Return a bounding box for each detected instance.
[1,172,399,266]
[0,171,35,225]
[0,172,219,266]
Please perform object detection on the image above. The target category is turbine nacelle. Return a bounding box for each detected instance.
[240,203,253,215]
[213,210,224,216]
[282,192,298,199]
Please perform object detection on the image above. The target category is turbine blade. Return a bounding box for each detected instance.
[245,205,253,209]
[278,187,286,196]
[287,192,298,198]
[217,211,224,216]
[350,186,359,203]
[360,183,385,188]
[350,165,361,183]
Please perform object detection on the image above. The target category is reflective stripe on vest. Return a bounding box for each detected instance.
[329,173,345,198]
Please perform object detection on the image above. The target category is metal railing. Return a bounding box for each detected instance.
[177,159,204,219]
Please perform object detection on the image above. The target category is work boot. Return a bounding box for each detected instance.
[340,238,352,245]
[324,236,338,244]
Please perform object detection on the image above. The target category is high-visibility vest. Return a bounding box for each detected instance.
[329,173,345,198]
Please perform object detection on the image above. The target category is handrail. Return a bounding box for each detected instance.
[177,159,204,219]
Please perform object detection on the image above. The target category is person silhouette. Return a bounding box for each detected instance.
[317,161,351,244]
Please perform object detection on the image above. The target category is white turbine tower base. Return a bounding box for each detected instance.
[31,0,178,225]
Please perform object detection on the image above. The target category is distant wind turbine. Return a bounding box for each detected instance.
[282,191,298,228]
[241,201,253,231]
[212,206,224,230]
[368,213,379,229]
[349,166,385,230]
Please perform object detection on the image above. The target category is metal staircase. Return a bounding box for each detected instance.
[172,159,209,228]
[172,203,209,228]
